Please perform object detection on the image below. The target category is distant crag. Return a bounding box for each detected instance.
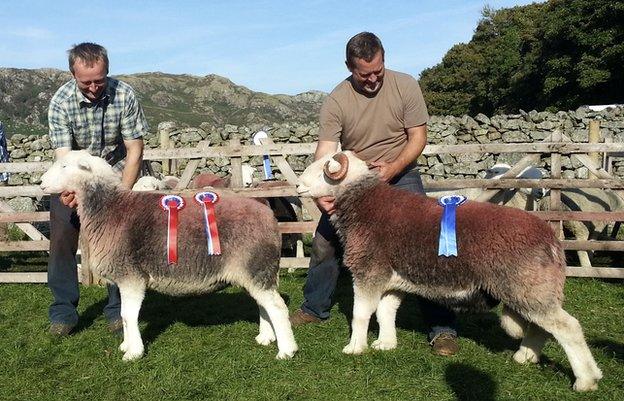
[0,68,326,136]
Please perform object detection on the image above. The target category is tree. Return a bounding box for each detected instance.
[420,0,624,115]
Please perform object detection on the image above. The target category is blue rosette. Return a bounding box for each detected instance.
[437,195,467,257]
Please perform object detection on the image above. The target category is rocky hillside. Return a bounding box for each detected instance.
[0,68,325,136]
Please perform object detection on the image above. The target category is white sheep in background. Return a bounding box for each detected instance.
[539,188,624,267]
[132,175,180,191]
[132,176,167,191]
[426,163,546,211]
[40,151,298,361]
[296,151,601,392]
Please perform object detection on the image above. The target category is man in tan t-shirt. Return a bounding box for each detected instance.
[290,32,460,356]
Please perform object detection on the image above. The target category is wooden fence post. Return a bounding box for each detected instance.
[588,120,601,178]
[229,137,243,188]
[550,129,563,239]
[160,127,171,175]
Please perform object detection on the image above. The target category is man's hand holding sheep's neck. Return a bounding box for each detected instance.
[54,138,144,207]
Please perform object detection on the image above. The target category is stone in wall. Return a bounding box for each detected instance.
[3,106,624,185]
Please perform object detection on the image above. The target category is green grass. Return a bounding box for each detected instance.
[0,272,622,401]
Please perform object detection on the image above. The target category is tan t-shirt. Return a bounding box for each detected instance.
[318,69,429,164]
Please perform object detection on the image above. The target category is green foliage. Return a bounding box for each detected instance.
[0,275,622,400]
[420,0,624,115]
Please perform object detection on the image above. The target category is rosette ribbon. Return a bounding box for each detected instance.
[437,195,467,257]
[252,130,274,180]
[160,195,185,264]
[194,191,221,255]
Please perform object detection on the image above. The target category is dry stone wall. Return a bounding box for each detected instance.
[5,106,624,186]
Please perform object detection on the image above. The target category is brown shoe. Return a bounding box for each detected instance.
[108,319,124,336]
[431,332,459,356]
[49,322,75,337]
[289,309,323,326]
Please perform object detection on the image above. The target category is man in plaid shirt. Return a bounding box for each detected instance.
[47,42,148,337]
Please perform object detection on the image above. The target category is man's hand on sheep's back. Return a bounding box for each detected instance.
[369,160,401,183]
[315,196,336,215]
[60,191,78,208]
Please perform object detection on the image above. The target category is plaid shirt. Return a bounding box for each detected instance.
[48,77,148,172]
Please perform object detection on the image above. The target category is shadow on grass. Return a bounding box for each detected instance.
[77,287,290,347]
[140,290,262,344]
[445,363,497,401]
[74,298,108,334]
[591,338,624,362]
[332,274,518,353]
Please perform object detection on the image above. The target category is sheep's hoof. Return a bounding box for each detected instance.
[342,342,367,355]
[275,347,298,360]
[255,332,276,346]
[573,377,599,392]
[513,348,540,364]
[371,339,397,351]
[122,348,144,361]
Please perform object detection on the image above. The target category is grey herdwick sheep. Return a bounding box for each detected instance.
[296,151,601,392]
[40,151,298,361]
[426,163,545,211]
[539,187,624,267]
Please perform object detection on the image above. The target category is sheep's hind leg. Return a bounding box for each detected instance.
[371,290,404,351]
[246,287,298,359]
[513,323,549,364]
[255,305,276,346]
[343,284,382,355]
[500,304,527,339]
[117,279,146,361]
[531,307,602,392]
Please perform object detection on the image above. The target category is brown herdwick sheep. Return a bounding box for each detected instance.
[40,151,298,361]
[296,151,601,392]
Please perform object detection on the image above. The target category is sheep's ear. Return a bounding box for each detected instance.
[323,152,349,181]
[77,159,92,172]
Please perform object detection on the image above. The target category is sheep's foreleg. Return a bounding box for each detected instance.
[117,279,146,361]
[343,284,381,355]
[255,305,276,345]
[371,290,404,351]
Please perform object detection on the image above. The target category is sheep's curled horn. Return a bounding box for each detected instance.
[323,152,349,181]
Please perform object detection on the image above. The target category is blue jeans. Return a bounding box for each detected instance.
[301,168,457,340]
[47,195,121,326]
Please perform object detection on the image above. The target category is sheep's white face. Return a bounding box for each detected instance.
[132,176,165,191]
[297,151,370,197]
[241,164,255,187]
[40,150,118,194]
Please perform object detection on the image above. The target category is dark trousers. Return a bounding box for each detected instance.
[301,168,457,340]
[47,195,121,325]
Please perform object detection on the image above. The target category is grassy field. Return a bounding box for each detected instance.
[0,271,622,401]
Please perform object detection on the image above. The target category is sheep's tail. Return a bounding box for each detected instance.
[500,305,527,339]
[552,241,567,271]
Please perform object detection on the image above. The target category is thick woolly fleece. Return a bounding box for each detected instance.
[77,180,281,295]
[330,174,566,316]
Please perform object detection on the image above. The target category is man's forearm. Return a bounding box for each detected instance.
[392,125,427,171]
[121,157,141,189]
[120,139,144,189]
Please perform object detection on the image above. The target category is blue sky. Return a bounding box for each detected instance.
[1,0,540,95]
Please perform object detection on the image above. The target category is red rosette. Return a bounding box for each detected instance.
[160,195,185,264]
[194,191,221,255]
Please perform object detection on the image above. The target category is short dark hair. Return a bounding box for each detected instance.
[68,42,109,74]
[346,32,385,69]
